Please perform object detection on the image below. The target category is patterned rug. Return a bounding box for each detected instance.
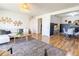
[0,38,66,56]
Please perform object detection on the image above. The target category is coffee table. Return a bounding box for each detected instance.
[9,33,33,43]
[13,35,26,43]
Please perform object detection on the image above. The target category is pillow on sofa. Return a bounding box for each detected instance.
[0,31,1,35]
[0,30,11,35]
[0,30,4,35]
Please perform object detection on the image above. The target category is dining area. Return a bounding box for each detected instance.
[62,23,79,40]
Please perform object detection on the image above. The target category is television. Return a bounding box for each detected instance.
[18,29,23,35]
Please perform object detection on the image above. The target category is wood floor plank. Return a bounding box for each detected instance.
[32,33,79,56]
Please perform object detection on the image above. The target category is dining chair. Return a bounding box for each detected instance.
[63,28,75,39]
[67,28,75,36]
[74,32,79,39]
[63,28,69,39]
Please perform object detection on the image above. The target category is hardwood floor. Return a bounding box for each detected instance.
[31,33,79,56]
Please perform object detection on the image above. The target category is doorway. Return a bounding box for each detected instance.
[50,15,60,36]
[38,18,42,34]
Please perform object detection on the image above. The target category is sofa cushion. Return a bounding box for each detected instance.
[0,30,11,35]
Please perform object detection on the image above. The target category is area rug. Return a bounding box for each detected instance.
[0,39,66,56]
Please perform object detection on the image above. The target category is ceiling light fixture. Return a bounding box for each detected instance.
[19,3,30,12]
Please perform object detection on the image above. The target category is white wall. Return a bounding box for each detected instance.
[29,17,38,33]
[30,14,50,37]
[0,10,30,34]
[61,15,79,24]
[51,15,61,24]
[42,15,50,37]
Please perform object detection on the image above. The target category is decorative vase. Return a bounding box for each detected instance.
[28,29,31,34]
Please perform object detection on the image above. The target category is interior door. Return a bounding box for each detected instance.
[38,18,42,34]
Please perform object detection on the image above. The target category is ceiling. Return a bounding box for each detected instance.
[55,10,79,18]
[0,3,79,16]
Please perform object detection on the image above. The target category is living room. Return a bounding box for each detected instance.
[0,3,79,56]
